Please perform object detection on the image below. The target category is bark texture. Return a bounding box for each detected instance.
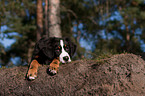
[37,0,43,41]
[45,0,48,36]
[48,0,62,38]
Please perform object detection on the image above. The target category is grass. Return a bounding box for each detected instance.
[0,66,7,70]
[85,50,120,64]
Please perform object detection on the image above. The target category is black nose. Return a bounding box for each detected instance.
[63,56,69,61]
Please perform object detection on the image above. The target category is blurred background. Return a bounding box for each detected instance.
[1,0,145,67]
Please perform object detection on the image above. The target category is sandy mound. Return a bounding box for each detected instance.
[0,53,144,95]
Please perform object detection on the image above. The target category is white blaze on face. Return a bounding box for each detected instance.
[59,40,71,63]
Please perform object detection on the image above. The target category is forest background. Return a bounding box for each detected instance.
[1,0,145,67]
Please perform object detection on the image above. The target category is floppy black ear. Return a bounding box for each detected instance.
[42,46,54,59]
[32,37,55,59]
[65,38,77,57]
[70,42,77,57]
[41,37,55,59]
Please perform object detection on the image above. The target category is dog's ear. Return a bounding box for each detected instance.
[31,37,55,60]
[42,37,55,59]
[42,47,54,59]
[65,38,77,57]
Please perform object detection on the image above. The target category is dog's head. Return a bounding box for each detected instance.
[42,37,77,63]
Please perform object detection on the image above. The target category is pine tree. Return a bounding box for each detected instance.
[48,0,62,37]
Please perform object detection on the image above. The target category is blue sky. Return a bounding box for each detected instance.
[0,38,16,48]
[0,25,17,48]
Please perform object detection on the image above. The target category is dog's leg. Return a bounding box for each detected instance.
[49,58,60,75]
[27,59,40,80]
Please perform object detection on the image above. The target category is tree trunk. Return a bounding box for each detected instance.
[45,0,49,37]
[48,0,62,38]
[126,26,130,51]
[36,0,43,41]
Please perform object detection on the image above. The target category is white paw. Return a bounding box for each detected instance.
[49,69,57,74]
[28,75,37,80]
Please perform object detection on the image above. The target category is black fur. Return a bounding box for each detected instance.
[31,37,77,65]
[64,38,77,57]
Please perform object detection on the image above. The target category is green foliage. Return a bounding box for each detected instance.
[1,0,145,66]
[0,0,37,66]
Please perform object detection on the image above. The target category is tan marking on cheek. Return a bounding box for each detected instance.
[35,55,39,59]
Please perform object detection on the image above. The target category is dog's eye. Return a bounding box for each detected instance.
[64,45,67,48]
[55,46,61,51]
[57,46,60,49]
[64,45,69,50]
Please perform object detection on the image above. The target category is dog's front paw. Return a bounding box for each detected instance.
[27,68,37,80]
[49,66,58,75]
[49,59,60,75]
[26,60,40,80]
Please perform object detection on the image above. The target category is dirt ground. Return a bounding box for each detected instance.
[0,53,145,96]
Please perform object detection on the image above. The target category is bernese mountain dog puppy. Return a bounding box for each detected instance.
[26,37,77,80]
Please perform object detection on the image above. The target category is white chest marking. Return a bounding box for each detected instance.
[59,40,71,63]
